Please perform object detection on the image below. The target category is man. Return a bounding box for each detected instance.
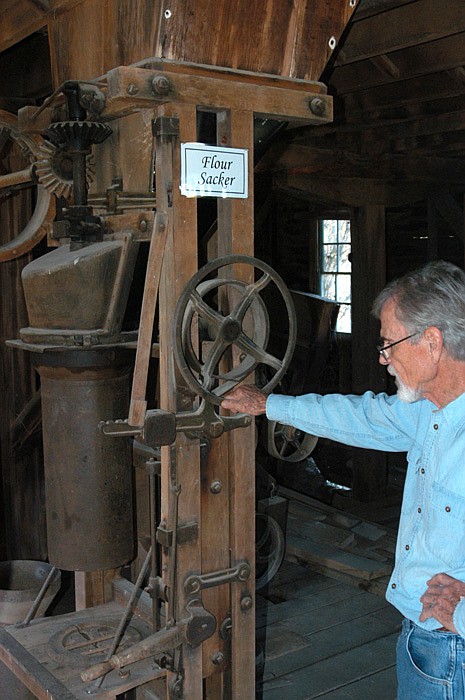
[221,260,465,698]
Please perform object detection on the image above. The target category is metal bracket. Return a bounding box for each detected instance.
[184,561,251,595]
[153,116,180,140]
[99,400,252,445]
[81,599,216,684]
[157,521,199,548]
[175,399,252,440]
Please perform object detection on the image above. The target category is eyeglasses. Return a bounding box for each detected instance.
[377,332,419,361]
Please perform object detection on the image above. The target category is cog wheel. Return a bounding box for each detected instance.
[45,121,112,149]
[0,109,55,262]
[35,141,95,199]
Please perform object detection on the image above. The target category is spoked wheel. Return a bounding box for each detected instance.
[255,512,285,590]
[0,109,55,262]
[173,255,297,404]
[267,421,318,462]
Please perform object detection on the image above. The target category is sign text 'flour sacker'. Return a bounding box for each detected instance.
[180,143,248,199]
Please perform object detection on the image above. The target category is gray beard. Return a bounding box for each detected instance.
[388,366,422,403]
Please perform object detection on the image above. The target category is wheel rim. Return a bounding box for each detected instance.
[0,109,55,262]
[173,255,297,404]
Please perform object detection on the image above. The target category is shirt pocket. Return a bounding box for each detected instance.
[426,482,465,568]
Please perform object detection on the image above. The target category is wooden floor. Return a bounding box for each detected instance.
[256,490,402,700]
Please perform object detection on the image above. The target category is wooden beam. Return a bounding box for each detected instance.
[0,0,85,53]
[342,70,465,116]
[217,109,256,699]
[332,31,465,95]
[275,175,434,207]
[336,0,465,66]
[104,66,333,125]
[350,205,388,502]
[259,142,465,183]
[25,0,50,11]
[157,101,202,700]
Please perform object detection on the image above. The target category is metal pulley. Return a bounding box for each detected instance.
[173,254,297,405]
[102,254,297,443]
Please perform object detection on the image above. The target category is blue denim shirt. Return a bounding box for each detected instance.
[266,390,465,636]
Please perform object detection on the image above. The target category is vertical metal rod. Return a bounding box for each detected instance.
[17,566,59,627]
[149,464,160,631]
[88,546,152,692]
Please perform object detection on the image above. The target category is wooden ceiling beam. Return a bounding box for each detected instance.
[258,142,465,183]
[337,0,465,66]
[353,0,420,22]
[331,31,465,95]
[25,0,50,10]
[274,174,434,207]
[341,71,465,115]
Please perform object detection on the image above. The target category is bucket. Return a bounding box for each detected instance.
[0,560,61,625]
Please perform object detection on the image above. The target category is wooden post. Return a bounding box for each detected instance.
[157,101,203,700]
[217,109,256,698]
[351,205,388,502]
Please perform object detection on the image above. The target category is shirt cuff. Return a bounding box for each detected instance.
[452,597,465,638]
[265,394,294,423]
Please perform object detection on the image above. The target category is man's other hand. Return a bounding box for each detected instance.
[419,572,465,631]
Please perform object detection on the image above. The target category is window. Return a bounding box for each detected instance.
[319,218,351,333]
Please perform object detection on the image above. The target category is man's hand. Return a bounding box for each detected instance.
[419,572,465,631]
[220,385,268,416]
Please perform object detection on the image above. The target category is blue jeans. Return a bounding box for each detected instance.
[397,619,465,699]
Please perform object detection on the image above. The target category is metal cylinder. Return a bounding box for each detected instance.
[35,350,135,571]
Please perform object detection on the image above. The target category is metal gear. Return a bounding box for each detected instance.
[45,120,112,149]
[35,141,95,199]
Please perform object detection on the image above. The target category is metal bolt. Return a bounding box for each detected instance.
[220,616,232,640]
[328,36,337,50]
[310,98,327,117]
[238,564,251,581]
[210,480,222,494]
[210,422,224,438]
[164,9,172,18]
[126,83,139,96]
[212,651,225,666]
[240,595,253,612]
[152,76,172,96]
[139,219,148,232]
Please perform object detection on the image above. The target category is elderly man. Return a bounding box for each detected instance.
[221,260,465,699]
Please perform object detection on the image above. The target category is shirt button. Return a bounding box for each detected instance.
[405,545,410,550]
[421,468,425,474]
[418,507,422,513]
[392,583,397,589]
[433,424,439,430]
[445,506,451,513]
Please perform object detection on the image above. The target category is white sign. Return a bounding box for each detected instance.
[180,143,248,198]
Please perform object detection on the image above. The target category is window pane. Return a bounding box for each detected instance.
[322,244,337,272]
[336,304,351,333]
[323,219,337,243]
[321,273,335,299]
[319,218,352,333]
[336,274,351,303]
[338,244,351,272]
[338,220,351,243]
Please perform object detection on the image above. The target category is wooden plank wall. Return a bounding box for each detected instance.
[2,0,356,85]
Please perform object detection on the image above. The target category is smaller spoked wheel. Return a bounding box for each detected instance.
[173,255,297,404]
[267,421,318,462]
[255,512,285,590]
